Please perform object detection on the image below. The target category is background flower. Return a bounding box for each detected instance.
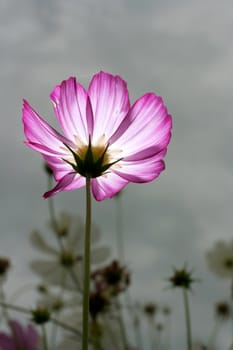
[0,320,39,350]
[30,213,110,289]
[206,239,233,279]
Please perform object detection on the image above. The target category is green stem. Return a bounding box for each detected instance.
[51,317,82,336]
[0,284,9,323]
[48,176,58,230]
[115,194,125,262]
[133,315,143,350]
[41,324,48,350]
[116,298,128,350]
[183,288,192,350]
[0,301,31,315]
[82,177,92,350]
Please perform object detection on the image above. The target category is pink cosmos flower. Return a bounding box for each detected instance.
[0,320,39,350]
[22,71,172,201]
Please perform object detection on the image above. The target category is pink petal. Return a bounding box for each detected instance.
[43,173,85,198]
[50,77,93,142]
[43,154,73,181]
[0,334,15,350]
[110,93,172,160]
[22,100,72,157]
[88,71,130,143]
[113,156,166,183]
[91,172,129,201]
[25,325,39,349]
[9,320,25,347]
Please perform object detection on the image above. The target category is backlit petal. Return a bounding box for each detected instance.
[91,172,129,201]
[43,173,85,198]
[110,93,172,159]
[43,154,73,181]
[50,77,93,142]
[88,71,130,143]
[22,100,72,157]
[113,156,166,183]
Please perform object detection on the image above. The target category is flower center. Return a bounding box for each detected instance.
[223,258,233,269]
[59,250,75,267]
[64,135,122,178]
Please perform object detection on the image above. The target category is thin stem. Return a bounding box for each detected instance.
[115,194,125,262]
[51,317,82,337]
[0,301,31,314]
[133,315,144,350]
[116,195,140,349]
[47,175,63,252]
[116,298,128,350]
[183,288,192,350]
[82,176,92,350]
[47,176,58,230]
[208,319,221,348]
[47,175,83,293]
[0,284,9,323]
[41,324,48,350]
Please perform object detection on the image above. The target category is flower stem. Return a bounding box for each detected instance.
[183,288,192,350]
[41,324,48,350]
[82,176,92,350]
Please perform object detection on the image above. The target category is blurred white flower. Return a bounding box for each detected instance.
[30,213,110,289]
[36,288,81,314]
[206,239,233,279]
[57,311,128,350]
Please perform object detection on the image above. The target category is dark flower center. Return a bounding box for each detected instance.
[59,250,75,267]
[64,135,122,178]
[0,257,10,275]
[169,267,194,289]
[223,258,233,269]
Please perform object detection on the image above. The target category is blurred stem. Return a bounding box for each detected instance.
[0,284,9,323]
[115,194,125,262]
[208,319,221,348]
[47,175,63,251]
[0,301,30,315]
[164,313,172,350]
[51,317,82,336]
[47,174,82,292]
[133,314,144,350]
[116,298,128,350]
[82,176,92,350]
[116,195,141,349]
[183,288,192,350]
[41,324,48,350]
[47,175,58,232]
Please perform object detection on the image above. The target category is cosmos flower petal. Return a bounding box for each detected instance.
[43,154,73,181]
[88,71,130,142]
[50,77,93,142]
[91,246,111,264]
[30,260,59,277]
[124,147,167,162]
[110,93,172,158]
[0,333,14,349]
[9,320,26,347]
[25,325,39,350]
[114,157,165,183]
[30,231,58,256]
[91,173,129,201]
[23,73,172,200]
[43,173,85,199]
[22,100,72,157]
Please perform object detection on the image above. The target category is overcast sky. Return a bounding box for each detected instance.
[0,0,233,349]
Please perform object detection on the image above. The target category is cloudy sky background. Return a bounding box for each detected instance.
[0,0,233,348]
